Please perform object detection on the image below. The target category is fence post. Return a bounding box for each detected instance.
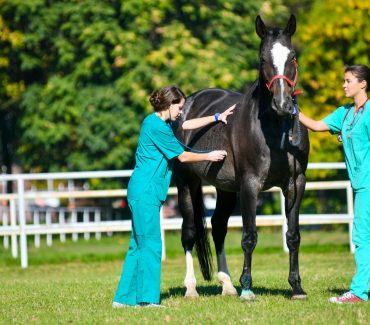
[346,183,355,253]
[71,209,78,242]
[2,207,9,249]
[280,190,288,253]
[83,210,90,240]
[94,209,101,240]
[10,199,18,258]
[34,209,40,248]
[160,207,166,261]
[17,177,28,268]
[59,208,66,243]
[46,209,52,246]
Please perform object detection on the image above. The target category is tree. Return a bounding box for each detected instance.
[0,8,24,179]
[295,0,370,170]
[3,0,286,173]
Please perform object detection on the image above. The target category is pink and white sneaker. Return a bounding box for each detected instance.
[329,292,365,304]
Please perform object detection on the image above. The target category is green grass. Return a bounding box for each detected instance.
[1,229,369,324]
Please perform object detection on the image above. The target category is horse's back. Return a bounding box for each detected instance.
[182,88,243,120]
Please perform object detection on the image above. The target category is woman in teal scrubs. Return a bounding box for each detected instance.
[113,85,235,308]
[298,64,370,304]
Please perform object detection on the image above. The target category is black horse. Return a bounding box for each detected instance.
[173,14,309,301]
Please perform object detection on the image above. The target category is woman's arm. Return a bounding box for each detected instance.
[177,150,227,163]
[299,111,330,132]
[181,104,236,130]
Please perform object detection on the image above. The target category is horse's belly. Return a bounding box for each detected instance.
[190,160,239,192]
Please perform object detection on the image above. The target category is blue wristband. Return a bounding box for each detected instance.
[214,113,221,122]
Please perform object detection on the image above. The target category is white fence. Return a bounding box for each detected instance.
[0,162,353,269]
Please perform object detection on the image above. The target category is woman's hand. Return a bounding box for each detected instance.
[218,104,236,124]
[207,150,227,161]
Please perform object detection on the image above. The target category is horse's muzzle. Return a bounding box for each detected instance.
[272,97,294,117]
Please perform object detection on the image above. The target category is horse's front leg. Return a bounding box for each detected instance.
[211,190,238,296]
[239,185,258,302]
[284,173,307,299]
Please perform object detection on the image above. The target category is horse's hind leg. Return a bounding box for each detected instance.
[211,190,238,296]
[284,173,307,299]
[176,176,201,298]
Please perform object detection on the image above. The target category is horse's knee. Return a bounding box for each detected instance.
[286,231,301,251]
[241,231,258,253]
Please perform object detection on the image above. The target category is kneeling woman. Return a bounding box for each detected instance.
[113,85,235,308]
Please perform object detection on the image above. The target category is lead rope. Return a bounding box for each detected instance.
[290,93,303,147]
[290,95,301,147]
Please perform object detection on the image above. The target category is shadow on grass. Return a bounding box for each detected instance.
[162,285,292,300]
[327,288,349,295]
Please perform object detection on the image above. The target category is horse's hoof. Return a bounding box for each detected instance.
[185,290,199,299]
[240,289,256,302]
[222,286,238,296]
[218,272,238,296]
[292,294,308,300]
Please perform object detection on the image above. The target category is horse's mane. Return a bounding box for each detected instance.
[241,79,260,107]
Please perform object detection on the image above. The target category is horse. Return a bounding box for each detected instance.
[172,14,309,302]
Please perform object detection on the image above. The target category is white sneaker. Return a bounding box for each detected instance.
[112,301,138,308]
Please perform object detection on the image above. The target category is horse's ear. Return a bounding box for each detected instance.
[284,14,296,36]
[255,15,267,39]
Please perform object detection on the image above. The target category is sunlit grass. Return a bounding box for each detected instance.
[1,229,368,325]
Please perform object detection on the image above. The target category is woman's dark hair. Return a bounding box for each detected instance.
[345,64,370,91]
[149,85,186,112]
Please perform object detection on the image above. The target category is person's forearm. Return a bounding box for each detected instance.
[177,151,210,162]
[299,111,330,132]
[181,116,216,130]
[177,150,227,163]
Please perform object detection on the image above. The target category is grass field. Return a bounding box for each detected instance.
[1,228,369,324]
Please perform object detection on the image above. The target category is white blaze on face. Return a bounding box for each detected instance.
[271,42,290,103]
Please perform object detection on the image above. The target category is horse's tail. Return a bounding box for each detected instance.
[193,183,213,281]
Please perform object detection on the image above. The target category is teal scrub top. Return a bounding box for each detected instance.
[323,100,370,192]
[128,113,184,205]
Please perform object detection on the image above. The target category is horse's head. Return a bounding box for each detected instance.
[256,15,298,117]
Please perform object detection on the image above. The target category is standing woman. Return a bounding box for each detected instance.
[113,85,235,308]
[298,64,370,304]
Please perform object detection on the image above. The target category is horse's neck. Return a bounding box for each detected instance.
[255,79,284,130]
[255,78,273,117]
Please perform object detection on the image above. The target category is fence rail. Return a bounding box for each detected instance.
[0,162,353,269]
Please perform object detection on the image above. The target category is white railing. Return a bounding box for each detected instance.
[0,162,352,269]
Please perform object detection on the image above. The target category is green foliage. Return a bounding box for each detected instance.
[295,0,370,165]
[2,0,369,176]
[2,0,277,172]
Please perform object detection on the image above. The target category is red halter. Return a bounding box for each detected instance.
[266,57,299,92]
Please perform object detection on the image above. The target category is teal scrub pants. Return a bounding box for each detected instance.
[113,199,162,305]
[350,191,370,301]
